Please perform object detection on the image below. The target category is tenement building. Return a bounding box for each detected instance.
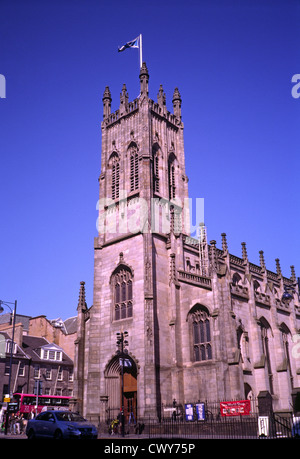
[72,63,300,422]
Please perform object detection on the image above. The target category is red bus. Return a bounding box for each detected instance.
[13,393,70,417]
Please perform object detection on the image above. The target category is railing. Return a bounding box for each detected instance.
[97,400,294,439]
[104,98,139,126]
[149,100,179,126]
[178,270,212,290]
[147,415,258,439]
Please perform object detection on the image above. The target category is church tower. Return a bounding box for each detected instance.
[81,63,191,421]
[73,64,300,424]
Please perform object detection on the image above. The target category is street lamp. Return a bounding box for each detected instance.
[0,299,17,435]
[116,331,128,437]
[281,286,294,303]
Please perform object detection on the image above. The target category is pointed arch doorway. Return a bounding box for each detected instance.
[104,355,138,421]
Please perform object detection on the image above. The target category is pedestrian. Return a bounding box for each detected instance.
[9,413,17,435]
[18,413,24,433]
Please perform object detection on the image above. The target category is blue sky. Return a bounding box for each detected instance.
[0,0,299,319]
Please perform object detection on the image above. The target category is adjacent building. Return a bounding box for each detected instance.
[0,313,74,406]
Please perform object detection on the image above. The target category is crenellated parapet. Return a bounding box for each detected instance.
[101,62,183,129]
[182,231,299,315]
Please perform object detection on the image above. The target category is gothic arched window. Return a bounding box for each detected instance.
[259,318,274,394]
[129,145,139,192]
[168,153,176,200]
[189,305,212,362]
[152,144,160,194]
[112,266,133,320]
[280,323,294,390]
[109,152,120,200]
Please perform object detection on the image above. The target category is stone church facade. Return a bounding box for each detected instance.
[72,63,300,422]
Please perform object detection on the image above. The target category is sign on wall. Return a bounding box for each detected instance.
[184,403,194,421]
[258,416,269,437]
[220,400,251,417]
[196,403,205,421]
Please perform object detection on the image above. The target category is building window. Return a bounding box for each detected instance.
[45,368,52,380]
[18,362,25,377]
[260,318,274,394]
[109,152,120,200]
[152,146,160,193]
[189,306,212,362]
[168,153,176,200]
[68,368,74,382]
[49,350,56,360]
[112,266,133,320]
[34,365,40,379]
[130,146,139,192]
[41,349,62,361]
[281,323,294,390]
[6,340,16,355]
[57,367,63,381]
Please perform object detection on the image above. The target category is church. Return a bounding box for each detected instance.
[72,63,300,423]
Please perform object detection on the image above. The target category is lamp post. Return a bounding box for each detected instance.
[281,286,294,304]
[116,331,128,437]
[0,299,17,435]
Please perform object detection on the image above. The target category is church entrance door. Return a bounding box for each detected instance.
[123,372,137,422]
[105,355,137,422]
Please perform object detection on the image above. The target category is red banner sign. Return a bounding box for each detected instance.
[220,400,251,417]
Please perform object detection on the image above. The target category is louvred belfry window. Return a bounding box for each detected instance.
[130,146,139,192]
[152,144,160,194]
[168,154,176,200]
[110,153,120,200]
[113,267,133,320]
[154,154,159,193]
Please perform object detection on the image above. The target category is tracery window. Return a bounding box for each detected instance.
[152,145,160,194]
[130,145,139,192]
[112,267,133,320]
[109,152,120,200]
[168,154,176,200]
[280,323,294,390]
[168,156,176,201]
[189,306,212,362]
[260,318,274,394]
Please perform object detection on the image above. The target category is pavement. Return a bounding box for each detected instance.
[0,431,27,439]
[0,431,147,440]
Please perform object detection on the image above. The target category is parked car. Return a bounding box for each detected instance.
[26,410,98,439]
[292,421,300,438]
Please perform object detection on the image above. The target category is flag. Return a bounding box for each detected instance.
[118,36,139,53]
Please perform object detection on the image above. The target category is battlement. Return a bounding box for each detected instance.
[102,62,182,129]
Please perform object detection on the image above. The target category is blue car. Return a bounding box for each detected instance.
[26,410,98,439]
[292,421,300,438]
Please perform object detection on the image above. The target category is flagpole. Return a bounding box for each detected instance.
[139,34,142,68]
